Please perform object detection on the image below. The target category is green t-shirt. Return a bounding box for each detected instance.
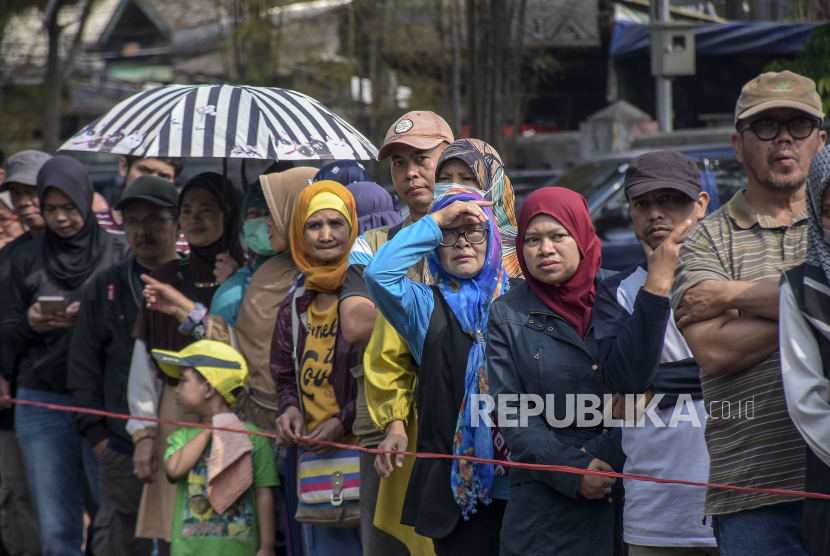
[164,423,279,556]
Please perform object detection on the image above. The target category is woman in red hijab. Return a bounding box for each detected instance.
[485,187,626,556]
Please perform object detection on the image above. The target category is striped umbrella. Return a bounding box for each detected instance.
[59,84,378,161]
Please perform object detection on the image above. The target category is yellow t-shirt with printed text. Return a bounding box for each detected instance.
[300,297,340,433]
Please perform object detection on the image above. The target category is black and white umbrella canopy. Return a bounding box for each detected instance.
[60,84,379,161]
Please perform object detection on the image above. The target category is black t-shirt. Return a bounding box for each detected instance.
[341,264,371,302]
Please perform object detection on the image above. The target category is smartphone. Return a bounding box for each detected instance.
[38,296,67,315]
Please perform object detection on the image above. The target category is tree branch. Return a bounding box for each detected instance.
[62,0,94,84]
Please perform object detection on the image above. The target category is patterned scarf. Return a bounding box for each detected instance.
[800,146,830,338]
[426,187,508,519]
[437,139,522,278]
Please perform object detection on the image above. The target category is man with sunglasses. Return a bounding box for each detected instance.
[671,71,826,554]
[67,176,181,556]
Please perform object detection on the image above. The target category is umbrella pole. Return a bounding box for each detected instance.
[223,157,228,254]
[241,159,248,192]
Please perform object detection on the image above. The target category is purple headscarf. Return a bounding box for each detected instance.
[346,181,402,234]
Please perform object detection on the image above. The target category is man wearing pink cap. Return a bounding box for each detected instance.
[339,111,453,555]
[341,110,454,344]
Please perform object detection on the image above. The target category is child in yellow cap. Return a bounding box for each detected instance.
[155,340,278,556]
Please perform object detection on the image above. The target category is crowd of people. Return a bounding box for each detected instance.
[0,68,828,556]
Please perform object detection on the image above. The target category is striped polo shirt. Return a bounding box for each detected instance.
[671,189,807,516]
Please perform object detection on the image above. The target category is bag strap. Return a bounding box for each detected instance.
[290,285,307,370]
[290,285,308,419]
[179,257,199,302]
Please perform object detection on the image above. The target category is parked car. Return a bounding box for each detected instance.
[546,144,747,270]
[509,169,561,214]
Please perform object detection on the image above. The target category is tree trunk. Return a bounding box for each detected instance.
[505,0,527,167]
[42,0,95,153]
[465,0,478,138]
[451,0,463,138]
[435,0,449,120]
[62,0,94,83]
[41,5,63,154]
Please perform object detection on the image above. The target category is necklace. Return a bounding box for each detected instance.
[194,281,219,288]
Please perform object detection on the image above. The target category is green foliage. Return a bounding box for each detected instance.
[765,23,830,114]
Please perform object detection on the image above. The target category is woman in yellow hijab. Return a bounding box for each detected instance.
[288,181,358,293]
[271,180,363,556]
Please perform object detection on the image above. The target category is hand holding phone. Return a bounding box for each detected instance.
[28,298,80,333]
[37,296,67,315]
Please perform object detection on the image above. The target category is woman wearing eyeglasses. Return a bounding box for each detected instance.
[364,187,510,555]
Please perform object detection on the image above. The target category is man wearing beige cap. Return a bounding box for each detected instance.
[671,71,826,554]
[338,111,453,556]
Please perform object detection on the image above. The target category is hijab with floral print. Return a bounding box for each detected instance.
[436,139,521,278]
[426,186,508,519]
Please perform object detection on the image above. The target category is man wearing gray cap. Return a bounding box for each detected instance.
[2,150,53,241]
[0,149,52,556]
[67,175,181,556]
[594,151,716,555]
[672,71,826,554]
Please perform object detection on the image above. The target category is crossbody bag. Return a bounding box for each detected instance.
[289,285,360,527]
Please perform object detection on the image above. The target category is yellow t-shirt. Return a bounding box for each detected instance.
[300,297,340,433]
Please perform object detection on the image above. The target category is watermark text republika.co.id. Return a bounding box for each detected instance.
[470,394,755,428]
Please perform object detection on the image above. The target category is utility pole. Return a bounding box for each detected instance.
[651,0,672,132]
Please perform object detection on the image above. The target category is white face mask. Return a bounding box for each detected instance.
[823,228,830,245]
[433,182,492,199]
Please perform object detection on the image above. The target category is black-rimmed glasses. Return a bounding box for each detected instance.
[739,117,820,141]
[122,215,176,233]
[439,228,489,247]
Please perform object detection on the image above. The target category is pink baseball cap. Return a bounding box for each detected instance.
[378,111,454,160]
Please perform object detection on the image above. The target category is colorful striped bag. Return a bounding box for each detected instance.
[295,445,361,527]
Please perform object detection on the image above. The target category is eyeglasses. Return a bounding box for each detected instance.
[439,228,489,247]
[122,215,176,233]
[739,117,820,141]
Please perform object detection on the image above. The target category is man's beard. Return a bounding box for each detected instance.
[760,147,806,191]
[763,172,806,191]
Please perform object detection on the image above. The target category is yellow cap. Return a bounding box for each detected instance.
[306,189,352,227]
[151,340,248,405]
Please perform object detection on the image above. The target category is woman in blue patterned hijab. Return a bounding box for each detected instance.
[364,187,510,551]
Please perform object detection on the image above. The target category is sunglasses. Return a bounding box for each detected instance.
[738,118,820,141]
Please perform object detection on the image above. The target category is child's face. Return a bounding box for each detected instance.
[175,367,207,413]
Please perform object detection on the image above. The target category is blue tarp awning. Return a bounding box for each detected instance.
[610,21,824,59]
